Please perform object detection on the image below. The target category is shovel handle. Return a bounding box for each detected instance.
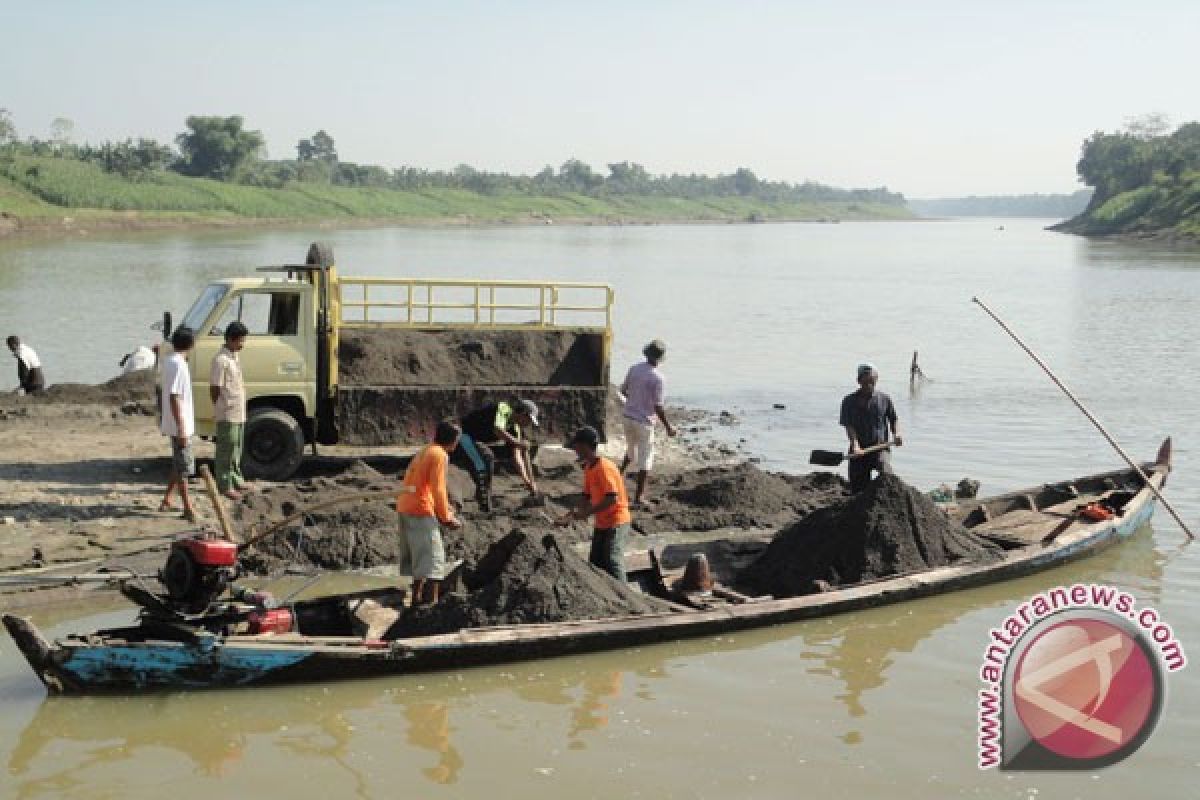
[849,441,896,459]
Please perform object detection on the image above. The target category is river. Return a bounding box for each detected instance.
[1,219,1198,798]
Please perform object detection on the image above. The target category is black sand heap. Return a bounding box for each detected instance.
[391,530,672,638]
[636,463,849,534]
[338,328,605,387]
[234,461,414,575]
[738,473,1001,598]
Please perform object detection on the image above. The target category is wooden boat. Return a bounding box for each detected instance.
[3,439,1173,694]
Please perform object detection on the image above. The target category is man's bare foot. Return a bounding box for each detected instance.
[181,508,198,523]
[222,488,242,500]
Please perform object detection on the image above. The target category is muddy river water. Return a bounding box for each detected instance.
[2,219,1199,798]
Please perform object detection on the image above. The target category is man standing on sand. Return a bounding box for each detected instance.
[456,397,540,511]
[397,421,463,606]
[159,327,198,522]
[556,426,632,582]
[839,362,903,493]
[619,339,676,508]
[6,335,45,395]
[210,321,250,499]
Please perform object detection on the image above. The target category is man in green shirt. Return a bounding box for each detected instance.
[454,398,539,511]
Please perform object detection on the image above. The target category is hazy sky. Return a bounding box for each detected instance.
[4,1,1198,197]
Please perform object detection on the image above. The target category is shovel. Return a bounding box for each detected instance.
[809,441,895,467]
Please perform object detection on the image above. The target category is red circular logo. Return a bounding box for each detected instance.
[1012,618,1157,761]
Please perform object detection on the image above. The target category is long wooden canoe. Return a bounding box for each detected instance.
[3,439,1172,693]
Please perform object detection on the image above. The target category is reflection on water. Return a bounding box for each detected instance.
[404,702,463,784]
[567,672,623,749]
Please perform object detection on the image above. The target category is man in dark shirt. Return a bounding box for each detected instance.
[839,362,903,492]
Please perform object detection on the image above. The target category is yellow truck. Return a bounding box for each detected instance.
[168,243,612,480]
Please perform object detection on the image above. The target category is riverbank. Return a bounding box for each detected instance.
[0,382,835,609]
[1050,182,1200,243]
[0,166,913,240]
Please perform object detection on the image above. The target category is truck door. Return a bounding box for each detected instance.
[192,288,311,429]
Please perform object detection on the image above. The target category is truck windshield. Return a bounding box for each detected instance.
[179,284,229,334]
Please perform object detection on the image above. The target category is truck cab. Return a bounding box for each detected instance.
[176,274,317,479]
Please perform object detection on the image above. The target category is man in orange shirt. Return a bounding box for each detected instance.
[397,421,464,606]
[555,426,632,581]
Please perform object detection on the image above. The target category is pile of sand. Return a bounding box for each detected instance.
[22,370,157,412]
[737,473,1001,598]
[338,329,604,387]
[235,460,543,574]
[235,461,412,574]
[636,464,849,534]
[233,457,855,576]
[390,529,672,637]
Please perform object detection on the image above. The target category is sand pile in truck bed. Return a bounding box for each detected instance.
[737,473,1002,598]
[338,328,602,387]
[389,529,673,638]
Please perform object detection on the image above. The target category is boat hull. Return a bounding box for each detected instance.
[3,444,1170,693]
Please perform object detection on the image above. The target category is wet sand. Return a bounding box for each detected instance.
[0,385,835,608]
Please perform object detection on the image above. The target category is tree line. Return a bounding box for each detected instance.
[1075,113,1200,210]
[907,190,1092,218]
[0,110,904,205]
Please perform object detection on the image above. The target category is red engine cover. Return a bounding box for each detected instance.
[248,608,294,635]
[177,537,238,567]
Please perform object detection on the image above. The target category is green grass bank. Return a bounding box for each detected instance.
[0,156,912,237]
[1051,173,1200,241]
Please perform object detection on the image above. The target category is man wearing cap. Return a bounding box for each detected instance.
[397,420,464,606]
[619,339,677,508]
[556,426,632,581]
[456,397,540,511]
[839,363,903,492]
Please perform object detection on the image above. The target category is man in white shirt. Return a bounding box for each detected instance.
[619,339,677,508]
[210,321,249,498]
[119,345,157,375]
[159,327,198,523]
[6,335,46,395]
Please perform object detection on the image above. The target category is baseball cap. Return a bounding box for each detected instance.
[566,426,599,449]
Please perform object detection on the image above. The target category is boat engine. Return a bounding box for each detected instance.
[160,535,240,614]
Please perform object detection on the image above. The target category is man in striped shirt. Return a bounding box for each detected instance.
[397,421,464,606]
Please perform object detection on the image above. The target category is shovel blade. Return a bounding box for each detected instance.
[809,449,845,467]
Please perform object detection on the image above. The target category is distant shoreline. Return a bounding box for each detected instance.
[0,207,914,241]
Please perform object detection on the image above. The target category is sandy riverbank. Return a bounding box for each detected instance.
[0,382,844,608]
[0,208,917,242]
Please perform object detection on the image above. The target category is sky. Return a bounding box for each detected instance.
[3,0,1198,197]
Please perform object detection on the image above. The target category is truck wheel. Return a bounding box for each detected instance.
[243,408,305,481]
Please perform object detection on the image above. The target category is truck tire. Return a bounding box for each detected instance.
[243,408,305,481]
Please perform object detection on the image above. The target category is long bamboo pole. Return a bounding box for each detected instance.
[972,296,1193,540]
